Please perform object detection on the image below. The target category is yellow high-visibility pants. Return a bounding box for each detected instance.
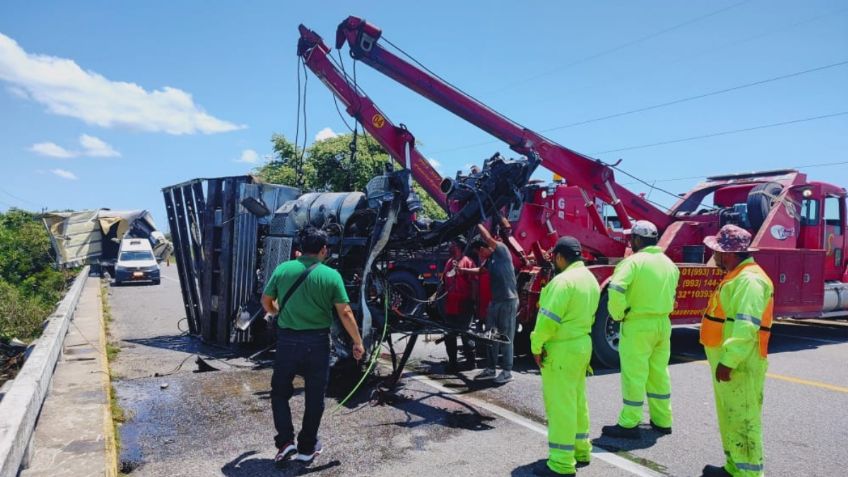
[617,318,673,428]
[541,335,592,475]
[705,346,767,477]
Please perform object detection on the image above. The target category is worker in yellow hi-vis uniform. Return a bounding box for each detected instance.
[531,236,600,476]
[700,224,773,477]
[601,220,679,439]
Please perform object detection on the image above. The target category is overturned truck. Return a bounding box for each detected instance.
[163,154,538,378]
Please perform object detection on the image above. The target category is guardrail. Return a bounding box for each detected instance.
[0,266,90,477]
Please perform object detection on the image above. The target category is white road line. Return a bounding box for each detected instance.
[161,275,180,283]
[407,373,666,477]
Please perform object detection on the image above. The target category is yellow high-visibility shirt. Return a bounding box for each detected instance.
[716,258,773,368]
[607,245,679,321]
[530,261,601,355]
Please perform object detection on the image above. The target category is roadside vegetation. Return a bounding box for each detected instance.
[0,209,72,342]
[256,133,447,220]
[0,208,73,384]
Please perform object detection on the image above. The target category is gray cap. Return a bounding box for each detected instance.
[624,220,658,238]
[553,236,582,259]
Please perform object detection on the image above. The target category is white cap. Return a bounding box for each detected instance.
[624,220,658,238]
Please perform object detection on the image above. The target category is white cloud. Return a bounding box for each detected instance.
[235,148,260,164]
[50,168,78,180]
[30,142,77,158]
[0,33,245,135]
[79,134,120,157]
[314,127,339,141]
[29,134,121,158]
[427,158,442,171]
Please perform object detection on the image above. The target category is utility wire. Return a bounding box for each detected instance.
[509,5,848,114]
[0,188,43,209]
[593,111,848,155]
[430,60,848,154]
[619,160,848,186]
[543,60,848,132]
[487,0,752,94]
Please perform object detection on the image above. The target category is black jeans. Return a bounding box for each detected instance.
[271,327,330,453]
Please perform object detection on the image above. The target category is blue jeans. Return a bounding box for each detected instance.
[271,327,330,453]
[486,299,518,371]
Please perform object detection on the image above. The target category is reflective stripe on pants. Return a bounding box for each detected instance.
[541,335,592,475]
[705,346,767,477]
[618,317,673,428]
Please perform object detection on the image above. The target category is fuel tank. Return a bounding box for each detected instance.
[270,192,367,236]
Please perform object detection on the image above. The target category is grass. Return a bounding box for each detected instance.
[100,278,124,468]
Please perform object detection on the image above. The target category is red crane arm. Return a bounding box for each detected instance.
[297,25,447,210]
[335,16,672,230]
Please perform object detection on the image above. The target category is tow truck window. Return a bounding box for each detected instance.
[801,199,819,226]
[824,196,843,235]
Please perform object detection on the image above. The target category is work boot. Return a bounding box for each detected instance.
[274,441,297,467]
[532,461,575,476]
[701,464,732,477]
[600,424,640,439]
[650,421,672,435]
[494,370,514,384]
[474,368,496,380]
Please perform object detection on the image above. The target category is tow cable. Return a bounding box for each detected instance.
[332,287,390,413]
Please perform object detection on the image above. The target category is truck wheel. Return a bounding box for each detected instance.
[747,182,783,232]
[591,291,620,368]
[388,270,426,316]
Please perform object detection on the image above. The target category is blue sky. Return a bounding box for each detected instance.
[1,0,846,231]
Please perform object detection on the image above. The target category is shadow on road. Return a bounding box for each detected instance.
[221,451,341,477]
[510,458,547,476]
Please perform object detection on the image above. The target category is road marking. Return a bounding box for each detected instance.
[765,373,848,393]
[161,275,180,283]
[674,354,848,393]
[407,373,665,477]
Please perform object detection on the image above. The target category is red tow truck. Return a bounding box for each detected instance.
[299,17,848,366]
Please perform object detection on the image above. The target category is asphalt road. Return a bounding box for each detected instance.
[108,265,848,476]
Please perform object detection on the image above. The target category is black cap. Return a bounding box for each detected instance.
[553,236,582,260]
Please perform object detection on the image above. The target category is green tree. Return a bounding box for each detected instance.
[256,133,447,219]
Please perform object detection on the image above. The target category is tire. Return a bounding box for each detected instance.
[153,279,161,285]
[747,182,783,232]
[591,291,620,369]
[388,270,426,316]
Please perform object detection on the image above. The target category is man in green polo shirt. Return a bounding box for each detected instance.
[261,227,364,466]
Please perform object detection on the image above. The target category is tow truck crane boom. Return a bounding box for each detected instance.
[334,16,673,231]
[297,25,447,210]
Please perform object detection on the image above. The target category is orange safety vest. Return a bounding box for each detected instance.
[700,262,774,358]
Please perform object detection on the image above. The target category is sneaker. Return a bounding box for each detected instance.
[650,420,672,435]
[600,424,640,439]
[474,368,496,380]
[494,370,514,384]
[274,441,297,466]
[294,441,324,463]
[576,459,590,468]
